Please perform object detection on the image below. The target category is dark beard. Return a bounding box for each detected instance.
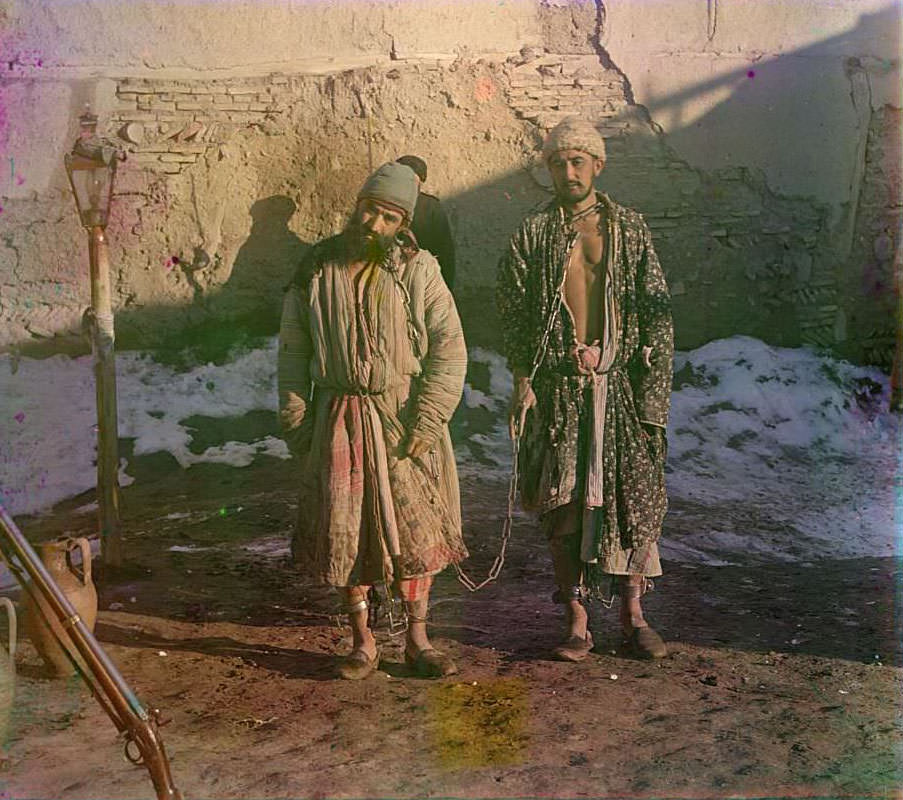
[345,215,394,262]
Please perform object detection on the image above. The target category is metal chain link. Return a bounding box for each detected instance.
[452,227,579,593]
[453,432,521,592]
[379,223,584,595]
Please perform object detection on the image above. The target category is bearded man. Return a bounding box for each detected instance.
[279,162,468,679]
[496,117,673,661]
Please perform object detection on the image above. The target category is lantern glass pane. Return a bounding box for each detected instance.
[70,164,112,227]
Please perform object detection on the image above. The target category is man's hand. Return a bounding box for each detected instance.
[404,432,432,460]
[280,393,311,457]
[279,392,307,431]
[508,377,537,440]
[642,423,667,463]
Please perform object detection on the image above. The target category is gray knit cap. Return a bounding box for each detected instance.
[357,161,419,218]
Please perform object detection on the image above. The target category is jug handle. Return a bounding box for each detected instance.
[0,597,16,663]
[68,537,93,587]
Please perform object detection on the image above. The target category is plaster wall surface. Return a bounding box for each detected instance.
[602,0,902,209]
[1,0,542,71]
[0,80,74,198]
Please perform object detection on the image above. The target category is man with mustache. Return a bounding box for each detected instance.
[279,162,468,679]
[497,117,674,661]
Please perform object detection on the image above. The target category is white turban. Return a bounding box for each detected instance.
[542,116,606,163]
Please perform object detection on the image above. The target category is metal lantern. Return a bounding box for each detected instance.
[64,109,121,229]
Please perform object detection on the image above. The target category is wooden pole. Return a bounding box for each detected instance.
[88,226,121,567]
[892,245,903,412]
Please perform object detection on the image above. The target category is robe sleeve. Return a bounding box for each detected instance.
[277,284,314,455]
[408,256,467,444]
[495,224,534,377]
[632,218,674,429]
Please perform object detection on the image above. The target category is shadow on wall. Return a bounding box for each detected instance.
[4,195,310,366]
[596,3,901,358]
[640,4,899,360]
[120,195,309,366]
[136,0,903,367]
[634,5,899,196]
[5,5,899,365]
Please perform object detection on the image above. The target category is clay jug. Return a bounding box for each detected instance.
[23,537,97,678]
[0,598,15,743]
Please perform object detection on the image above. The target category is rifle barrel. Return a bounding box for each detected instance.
[0,504,183,800]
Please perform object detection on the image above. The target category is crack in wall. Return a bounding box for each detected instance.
[591,0,635,106]
[706,0,718,42]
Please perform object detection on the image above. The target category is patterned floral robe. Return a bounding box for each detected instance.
[278,235,468,587]
[496,193,674,563]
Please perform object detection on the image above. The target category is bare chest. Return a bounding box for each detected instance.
[562,219,606,343]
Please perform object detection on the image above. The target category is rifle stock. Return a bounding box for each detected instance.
[0,504,183,800]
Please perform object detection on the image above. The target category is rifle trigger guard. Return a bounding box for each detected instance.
[124,736,144,766]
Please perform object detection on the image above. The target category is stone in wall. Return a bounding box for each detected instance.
[109,75,289,177]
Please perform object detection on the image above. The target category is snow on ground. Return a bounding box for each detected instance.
[664,337,900,564]
[462,339,900,565]
[456,347,516,483]
[1,336,898,565]
[0,341,288,516]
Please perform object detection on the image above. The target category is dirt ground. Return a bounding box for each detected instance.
[1,452,901,800]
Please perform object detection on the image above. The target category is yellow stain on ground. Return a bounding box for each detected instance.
[427,678,529,768]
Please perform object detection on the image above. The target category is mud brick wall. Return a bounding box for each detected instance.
[0,0,899,367]
[112,76,290,175]
[503,52,837,351]
[841,106,902,367]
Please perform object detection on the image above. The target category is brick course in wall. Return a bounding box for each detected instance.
[110,75,291,172]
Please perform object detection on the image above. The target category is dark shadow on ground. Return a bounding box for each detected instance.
[95,622,337,681]
[423,503,903,668]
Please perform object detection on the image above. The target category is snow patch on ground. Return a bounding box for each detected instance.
[455,348,514,482]
[0,342,287,515]
[1,336,898,565]
[457,338,900,564]
[168,544,215,553]
[663,337,899,564]
[242,536,291,559]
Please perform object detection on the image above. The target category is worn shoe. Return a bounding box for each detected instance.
[404,647,458,678]
[624,625,667,660]
[337,647,381,680]
[552,631,594,662]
